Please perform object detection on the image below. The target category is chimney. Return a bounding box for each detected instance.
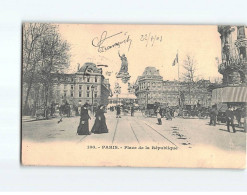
[77,63,80,71]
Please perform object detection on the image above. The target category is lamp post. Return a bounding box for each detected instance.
[91,85,95,114]
[146,87,149,109]
[114,83,121,106]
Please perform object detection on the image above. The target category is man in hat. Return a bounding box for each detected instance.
[225,106,236,133]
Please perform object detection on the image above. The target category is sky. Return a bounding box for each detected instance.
[58,24,222,92]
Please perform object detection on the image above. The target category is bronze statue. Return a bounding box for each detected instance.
[116,51,131,83]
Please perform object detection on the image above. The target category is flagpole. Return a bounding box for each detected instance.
[177,49,180,82]
[177,49,182,112]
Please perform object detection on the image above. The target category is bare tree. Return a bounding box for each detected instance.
[38,25,70,118]
[22,23,70,117]
[22,23,51,114]
[183,55,197,104]
[183,55,197,82]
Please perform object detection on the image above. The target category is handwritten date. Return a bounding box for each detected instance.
[140,33,163,47]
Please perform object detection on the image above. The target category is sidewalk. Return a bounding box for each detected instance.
[22,116,37,122]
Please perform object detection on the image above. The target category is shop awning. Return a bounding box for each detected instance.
[212,86,247,103]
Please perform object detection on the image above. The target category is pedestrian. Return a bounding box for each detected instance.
[156,107,162,125]
[225,106,236,133]
[91,105,108,134]
[116,105,121,118]
[77,103,91,135]
[209,105,217,126]
[166,107,172,120]
[234,107,241,127]
[131,106,134,116]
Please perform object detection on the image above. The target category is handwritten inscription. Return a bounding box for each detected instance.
[92,31,164,53]
[140,33,163,47]
[92,31,132,53]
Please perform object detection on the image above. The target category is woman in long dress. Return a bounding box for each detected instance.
[77,103,91,135]
[91,105,108,134]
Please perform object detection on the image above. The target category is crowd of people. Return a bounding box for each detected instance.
[28,100,245,135]
[209,104,246,133]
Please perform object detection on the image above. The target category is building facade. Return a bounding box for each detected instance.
[212,25,247,130]
[135,67,213,108]
[54,62,111,106]
[217,25,247,86]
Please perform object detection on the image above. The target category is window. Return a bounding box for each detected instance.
[70,92,73,97]
[94,93,97,98]
[64,91,66,97]
[71,85,74,90]
[87,77,90,82]
[95,77,97,82]
[79,91,82,97]
[79,85,82,90]
[87,92,90,97]
[87,86,90,90]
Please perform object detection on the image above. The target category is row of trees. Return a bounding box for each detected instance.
[22,23,70,116]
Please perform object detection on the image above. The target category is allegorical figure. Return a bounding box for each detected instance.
[77,103,91,135]
[118,51,128,73]
[117,52,131,83]
[91,105,108,134]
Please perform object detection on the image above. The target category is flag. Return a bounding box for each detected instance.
[172,53,178,66]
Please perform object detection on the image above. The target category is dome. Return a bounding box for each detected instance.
[78,62,101,74]
[142,66,160,76]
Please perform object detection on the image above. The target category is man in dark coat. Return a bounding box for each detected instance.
[209,105,218,126]
[225,106,236,133]
[234,107,242,127]
[130,106,134,117]
[116,105,121,118]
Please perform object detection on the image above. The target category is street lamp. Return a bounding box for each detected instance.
[91,85,95,114]
[146,86,149,109]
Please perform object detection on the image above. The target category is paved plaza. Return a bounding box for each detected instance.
[22,111,246,152]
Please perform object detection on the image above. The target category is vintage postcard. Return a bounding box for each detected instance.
[21,24,247,168]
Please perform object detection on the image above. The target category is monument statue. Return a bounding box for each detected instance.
[116,51,131,83]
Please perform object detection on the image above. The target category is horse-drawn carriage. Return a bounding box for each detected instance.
[142,103,159,117]
[181,105,209,119]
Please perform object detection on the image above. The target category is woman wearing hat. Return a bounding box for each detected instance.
[77,103,91,135]
[91,105,108,134]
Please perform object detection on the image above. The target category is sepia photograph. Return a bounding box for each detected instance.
[21,23,247,168]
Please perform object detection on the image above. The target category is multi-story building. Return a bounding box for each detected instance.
[217,26,247,86]
[135,66,213,108]
[54,62,111,106]
[212,25,247,129]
